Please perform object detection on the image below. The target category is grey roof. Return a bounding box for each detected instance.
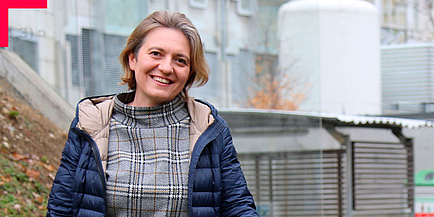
[324,113,434,129]
[219,108,434,129]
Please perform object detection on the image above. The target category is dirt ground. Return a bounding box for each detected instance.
[0,80,68,215]
[0,86,66,168]
[0,78,67,193]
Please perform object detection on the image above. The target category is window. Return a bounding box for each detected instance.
[382,0,406,28]
[66,35,81,87]
[237,0,254,16]
[189,0,208,9]
[8,28,39,73]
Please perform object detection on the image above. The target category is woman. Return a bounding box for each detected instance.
[46,10,258,216]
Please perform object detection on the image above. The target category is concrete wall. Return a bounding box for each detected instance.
[9,0,71,100]
[405,127,434,174]
[0,49,74,131]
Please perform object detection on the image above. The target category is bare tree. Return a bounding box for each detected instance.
[247,54,306,110]
[395,0,434,41]
[248,1,307,110]
[414,0,434,41]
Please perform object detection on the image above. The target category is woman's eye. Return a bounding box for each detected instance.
[176,58,187,65]
[150,51,161,56]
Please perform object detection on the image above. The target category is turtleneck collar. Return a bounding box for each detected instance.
[112,91,189,129]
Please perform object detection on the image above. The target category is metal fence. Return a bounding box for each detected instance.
[351,141,413,216]
[238,142,413,217]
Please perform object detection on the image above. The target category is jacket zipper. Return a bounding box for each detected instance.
[188,118,225,215]
[71,127,107,198]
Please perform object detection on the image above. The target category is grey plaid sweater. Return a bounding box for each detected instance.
[105,95,190,216]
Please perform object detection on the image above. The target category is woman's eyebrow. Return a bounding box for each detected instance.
[147,46,165,52]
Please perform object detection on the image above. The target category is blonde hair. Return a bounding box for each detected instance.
[119,10,209,99]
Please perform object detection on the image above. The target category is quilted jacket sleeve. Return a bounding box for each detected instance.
[46,119,82,217]
[220,122,258,217]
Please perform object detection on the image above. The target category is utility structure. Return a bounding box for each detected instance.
[220,109,433,216]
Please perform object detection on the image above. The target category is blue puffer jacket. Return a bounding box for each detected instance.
[46,95,258,217]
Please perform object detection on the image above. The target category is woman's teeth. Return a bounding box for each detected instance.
[153,77,170,84]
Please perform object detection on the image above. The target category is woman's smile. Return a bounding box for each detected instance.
[128,27,191,107]
[151,76,172,84]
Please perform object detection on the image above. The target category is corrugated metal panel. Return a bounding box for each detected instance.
[381,44,434,113]
[333,114,434,128]
[81,29,95,96]
[220,108,434,129]
[66,35,80,87]
[103,34,127,94]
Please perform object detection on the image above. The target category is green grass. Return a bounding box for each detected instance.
[8,110,19,118]
[0,154,50,216]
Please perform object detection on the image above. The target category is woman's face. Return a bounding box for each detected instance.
[129,27,191,107]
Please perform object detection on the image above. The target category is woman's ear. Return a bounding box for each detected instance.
[129,53,136,71]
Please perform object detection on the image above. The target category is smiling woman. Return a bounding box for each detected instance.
[119,10,209,100]
[127,27,191,107]
[46,10,258,217]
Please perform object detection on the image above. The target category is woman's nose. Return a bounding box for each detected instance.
[158,58,173,74]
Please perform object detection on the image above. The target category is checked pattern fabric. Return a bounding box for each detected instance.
[105,95,190,217]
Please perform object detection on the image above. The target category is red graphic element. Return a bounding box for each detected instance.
[0,1,48,47]
[416,213,434,217]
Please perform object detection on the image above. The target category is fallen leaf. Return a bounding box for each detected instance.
[0,175,12,182]
[38,161,55,171]
[12,152,26,161]
[25,169,40,179]
[44,164,55,172]
[33,192,44,203]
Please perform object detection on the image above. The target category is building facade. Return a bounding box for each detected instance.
[7,0,259,108]
[7,0,434,114]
